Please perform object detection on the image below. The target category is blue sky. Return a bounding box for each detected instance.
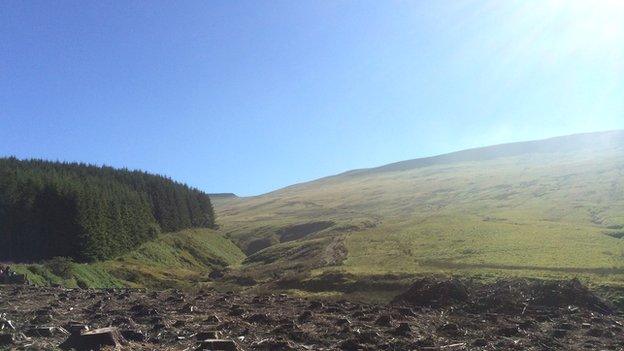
[1,1,623,196]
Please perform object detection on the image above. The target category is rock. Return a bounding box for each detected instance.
[394,322,411,335]
[497,326,520,337]
[393,278,469,307]
[0,318,15,331]
[351,310,365,318]
[272,322,299,335]
[111,316,137,327]
[557,322,577,331]
[494,339,517,348]
[209,269,226,280]
[324,306,341,313]
[130,304,159,317]
[246,313,272,323]
[25,326,57,337]
[34,308,52,316]
[356,330,379,344]
[531,279,614,314]
[0,333,14,346]
[336,318,351,326]
[414,336,435,347]
[179,304,198,314]
[196,331,222,340]
[586,327,603,337]
[251,296,265,306]
[60,327,126,351]
[196,339,239,351]
[253,337,296,350]
[375,315,392,327]
[519,320,536,330]
[121,329,146,341]
[204,314,221,324]
[287,329,306,342]
[297,310,312,322]
[31,314,54,324]
[339,338,364,350]
[552,329,567,338]
[590,316,604,324]
[231,276,256,286]
[229,306,245,316]
[438,323,461,336]
[308,300,323,310]
[151,322,168,331]
[64,322,89,335]
[397,307,417,317]
[472,338,487,347]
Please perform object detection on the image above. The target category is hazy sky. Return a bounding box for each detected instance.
[2,1,623,195]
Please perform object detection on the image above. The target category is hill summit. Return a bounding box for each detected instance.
[215,130,624,286]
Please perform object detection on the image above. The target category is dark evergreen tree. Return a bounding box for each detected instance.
[0,157,216,262]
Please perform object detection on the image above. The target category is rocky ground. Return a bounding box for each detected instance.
[1,278,624,350]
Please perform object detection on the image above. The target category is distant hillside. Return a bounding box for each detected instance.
[330,130,624,178]
[215,130,624,287]
[0,158,215,262]
[209,193,238,199]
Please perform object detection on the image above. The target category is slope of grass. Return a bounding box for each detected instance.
[11,132,624,293]
[118,228,245,270]
[11,262,126,288]
[105,228,246,288]
[12,228,245,288]
[215,132,624,289]
[342,215,624,285]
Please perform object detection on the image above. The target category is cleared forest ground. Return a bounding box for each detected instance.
[2,278,624,350]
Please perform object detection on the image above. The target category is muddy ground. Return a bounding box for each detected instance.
[1,278,624,350]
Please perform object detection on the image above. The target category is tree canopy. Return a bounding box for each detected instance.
[0,157,215,262]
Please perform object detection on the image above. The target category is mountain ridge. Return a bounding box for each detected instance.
[339,129,624,176]
[216,129,624,289]
[268,129,624,195]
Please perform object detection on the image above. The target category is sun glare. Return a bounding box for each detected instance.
[489,0,624,70]
[553,0,624,46]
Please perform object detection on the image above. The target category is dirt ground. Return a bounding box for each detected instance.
[1,278,624,350]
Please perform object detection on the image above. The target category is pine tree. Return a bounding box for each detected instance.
[0,158,216,262]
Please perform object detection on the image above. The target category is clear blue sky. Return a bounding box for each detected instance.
[2,1,623,196]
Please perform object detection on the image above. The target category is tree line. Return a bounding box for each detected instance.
[0,157,215,262]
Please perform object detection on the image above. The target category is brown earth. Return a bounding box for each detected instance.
[1,278,624,350]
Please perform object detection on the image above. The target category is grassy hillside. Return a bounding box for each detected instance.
[107,228,245,288]
[216,131,624,288]
[10,131,622,294]
[13,228,245,288]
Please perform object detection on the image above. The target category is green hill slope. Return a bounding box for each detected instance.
[13,228,245,288]
[216,130,624,287]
